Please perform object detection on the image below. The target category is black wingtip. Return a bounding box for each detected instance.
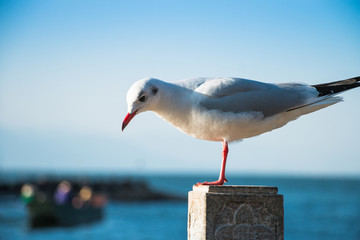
[312,76,360,96]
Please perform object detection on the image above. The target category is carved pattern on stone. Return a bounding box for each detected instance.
[214,203,275,240]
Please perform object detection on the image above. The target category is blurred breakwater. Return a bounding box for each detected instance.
[0,175,185,202]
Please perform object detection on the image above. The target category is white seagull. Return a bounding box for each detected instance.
[122,76,359,186]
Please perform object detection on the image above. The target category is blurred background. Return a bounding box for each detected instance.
[0,0,359,239]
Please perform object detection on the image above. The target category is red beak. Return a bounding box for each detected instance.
[122,110,137,131]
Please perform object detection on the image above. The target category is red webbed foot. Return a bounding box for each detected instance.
[195,178,228,186]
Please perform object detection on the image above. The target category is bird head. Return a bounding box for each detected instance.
[122,78,160,131]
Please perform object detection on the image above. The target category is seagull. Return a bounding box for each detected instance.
[122,76,359,186]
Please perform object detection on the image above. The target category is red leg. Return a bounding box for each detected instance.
[196,140,229,186]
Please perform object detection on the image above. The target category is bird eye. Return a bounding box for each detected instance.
[139,95,146,102]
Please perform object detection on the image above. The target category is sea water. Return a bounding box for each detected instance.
[0,174,360,240]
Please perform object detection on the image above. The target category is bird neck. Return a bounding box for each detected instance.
[153,81,194,127]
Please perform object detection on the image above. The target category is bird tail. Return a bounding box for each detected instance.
[286,76,359,114]
[312,76,360,96]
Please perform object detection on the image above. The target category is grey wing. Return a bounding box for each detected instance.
[175,77,209,90]
[197,80,319,117]
[194,77,274,97]
[176,77,271,93]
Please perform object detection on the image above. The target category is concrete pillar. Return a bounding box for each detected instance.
[188,185,284,240]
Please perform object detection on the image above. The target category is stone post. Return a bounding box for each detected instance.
[188,185,284,240]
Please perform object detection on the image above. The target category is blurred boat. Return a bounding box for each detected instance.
[27,200,104,228]
[21,182,106,228]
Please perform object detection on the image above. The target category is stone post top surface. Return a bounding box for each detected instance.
[192,185,278,194]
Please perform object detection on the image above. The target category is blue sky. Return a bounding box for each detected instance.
[0,0,360,176]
